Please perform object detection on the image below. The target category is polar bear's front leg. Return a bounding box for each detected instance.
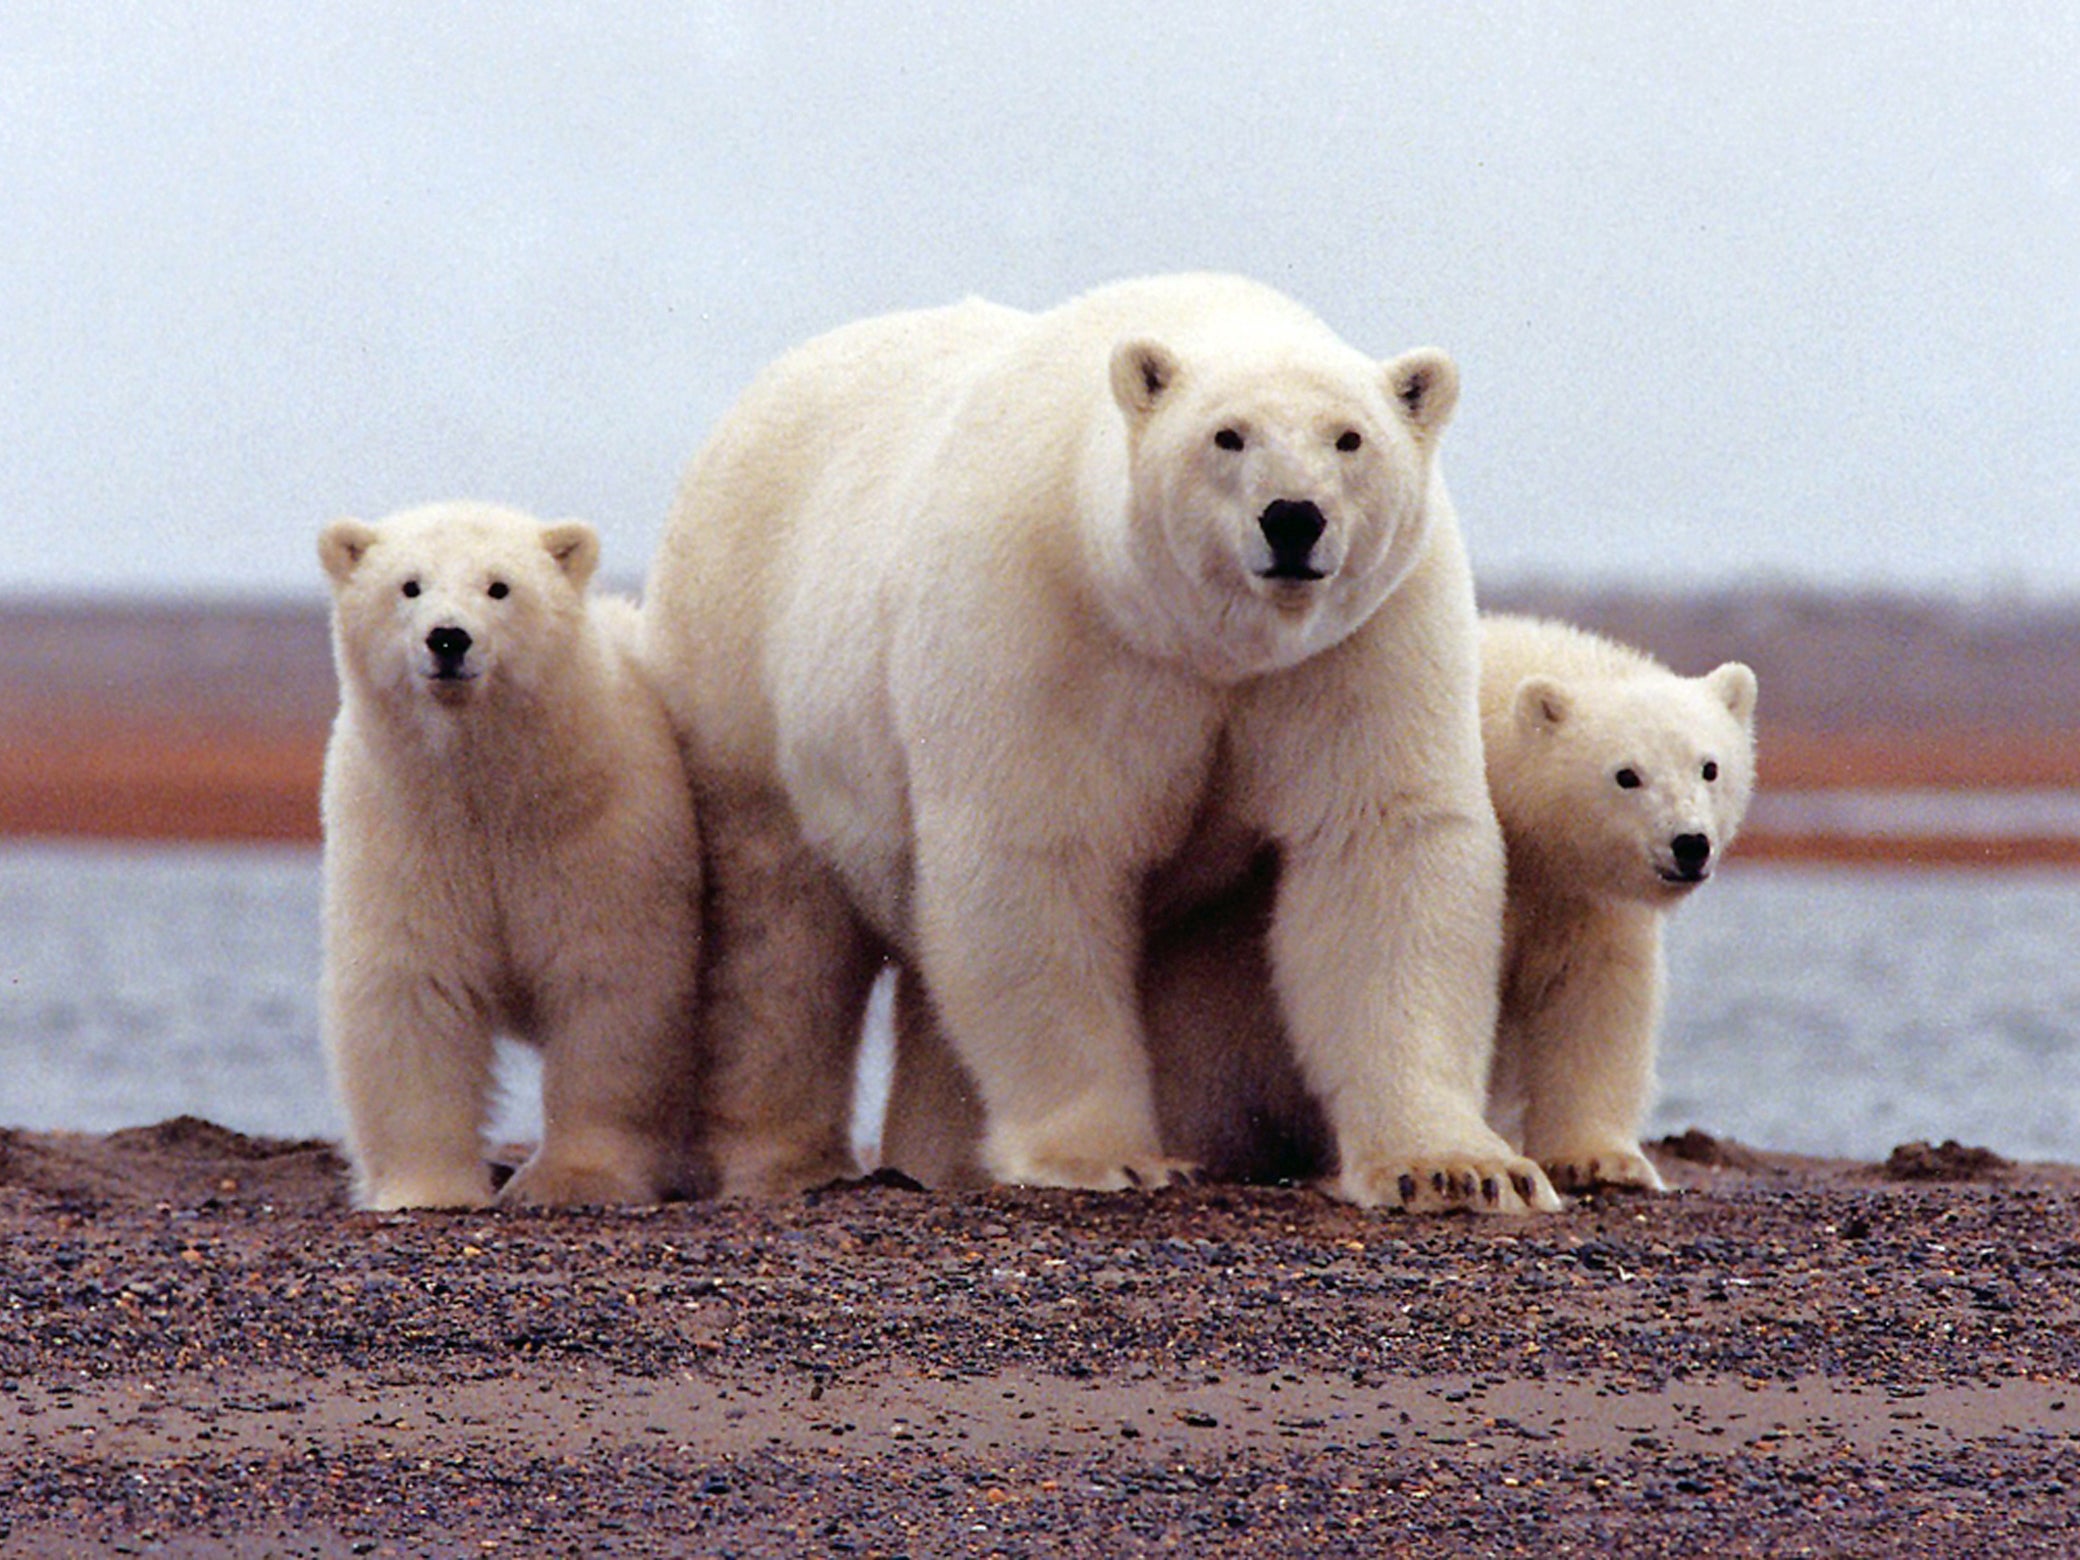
[912,826,1193,1191]
[1272,816,1562,1215]
[324,964,498,1211]
[879,965,991,1188]
[503,989,698,1209]
[1505,907,1668,1194]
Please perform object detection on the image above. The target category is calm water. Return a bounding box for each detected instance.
[4,841,2079,1164]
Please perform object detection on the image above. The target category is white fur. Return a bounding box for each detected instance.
[645,273,1553,1212]
[319,501,703,1210]
[1479,613,1758,1191]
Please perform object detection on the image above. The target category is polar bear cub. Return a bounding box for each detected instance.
[1480,613,1757,1192]
[646,272,1556,1213]
[318,501,703,1210]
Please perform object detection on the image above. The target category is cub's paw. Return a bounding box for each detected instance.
[1337,1153,1562,1215]
[1540,1144,1668,1196]
[357,1166,496,1212]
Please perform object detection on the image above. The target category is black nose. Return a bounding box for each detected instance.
[427,625,472,662]
[1259,499,1327,579]
[1671,833,1712,875]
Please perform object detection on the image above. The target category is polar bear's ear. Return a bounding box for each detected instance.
[318,518,379,585]
[541,520,601,590]
[1706,661,1759,725]
[1383,349,1459,442]
[1110,338,1183,426]
[1515,675,1572,732]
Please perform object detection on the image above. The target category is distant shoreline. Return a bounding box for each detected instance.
[9,731,2080,867]
[7,590,2079,861]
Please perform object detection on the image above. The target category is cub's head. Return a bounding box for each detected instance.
[1107,328,1458,678]
[1501,662,1759,904]
[318,502,600,713]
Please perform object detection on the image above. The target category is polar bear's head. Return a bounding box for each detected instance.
[1501,662,1759,903]
[319,501,600,714]
[1106,329,1458,678]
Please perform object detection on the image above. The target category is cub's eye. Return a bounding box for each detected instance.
[487,581,510,600]
[1213,428,1244,452]
[1336,429,1363,452]
[1702,760,1719,782]
[400,580,420,599]
[1614,768,1643,790]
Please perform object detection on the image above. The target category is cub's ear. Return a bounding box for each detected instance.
[1515,675,1572,731]
[541,520,601,589]
[1707,661,1759,724]
[1383,348,1459,442]
[1110,338,1183,426]
[318,518,379,586]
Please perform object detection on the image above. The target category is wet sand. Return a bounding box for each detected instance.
[4,1119,2079,1556]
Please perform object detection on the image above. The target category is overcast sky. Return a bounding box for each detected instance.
[4,3,2076,599]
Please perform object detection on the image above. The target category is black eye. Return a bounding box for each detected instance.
[1213,428,1244,451]
[1615,768,1642,790]
[487,581,510,600]
[1336,430,1362,452]
[400,580,420,599]
[1702,760,1719,782]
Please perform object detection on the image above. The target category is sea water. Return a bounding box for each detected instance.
[3,840,2079,1164]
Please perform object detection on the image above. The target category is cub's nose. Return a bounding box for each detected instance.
[426,625,472,661]
[1258,498,1327,580]
[1670,832,1712,878]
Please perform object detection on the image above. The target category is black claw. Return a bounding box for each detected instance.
[1122,1165,1144,1189]
[1482,1176,1499,1205]
[1398,1173,1418,1205]
[1431,1171,1447,1194]
[1512,1172,1534,1203]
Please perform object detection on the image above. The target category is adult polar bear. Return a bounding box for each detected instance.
[646,273,1558,1213]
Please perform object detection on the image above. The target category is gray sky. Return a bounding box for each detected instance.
[4,3,2076,599]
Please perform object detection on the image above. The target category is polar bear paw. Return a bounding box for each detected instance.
[988,1146,1203,1194]
[1336,1152,1562,1214]
[1540,1143,1667,1196]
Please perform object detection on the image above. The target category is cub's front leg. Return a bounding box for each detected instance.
[1503,904,1668,1194]
[324,958,498,1211]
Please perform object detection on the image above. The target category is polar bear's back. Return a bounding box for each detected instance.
[643,296,1030,773]
[672,294,1034,554]
[1478,612,1663,718]
[1036,272,1337,353]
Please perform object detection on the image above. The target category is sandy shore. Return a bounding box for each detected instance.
[4,1120,2078,1556]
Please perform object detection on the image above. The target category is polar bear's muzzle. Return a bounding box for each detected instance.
[1658,831,1713,886]
[423,624,477,683]
[1255,498,1330,583]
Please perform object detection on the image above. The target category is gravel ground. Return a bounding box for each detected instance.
[4,1117,2078,1557]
